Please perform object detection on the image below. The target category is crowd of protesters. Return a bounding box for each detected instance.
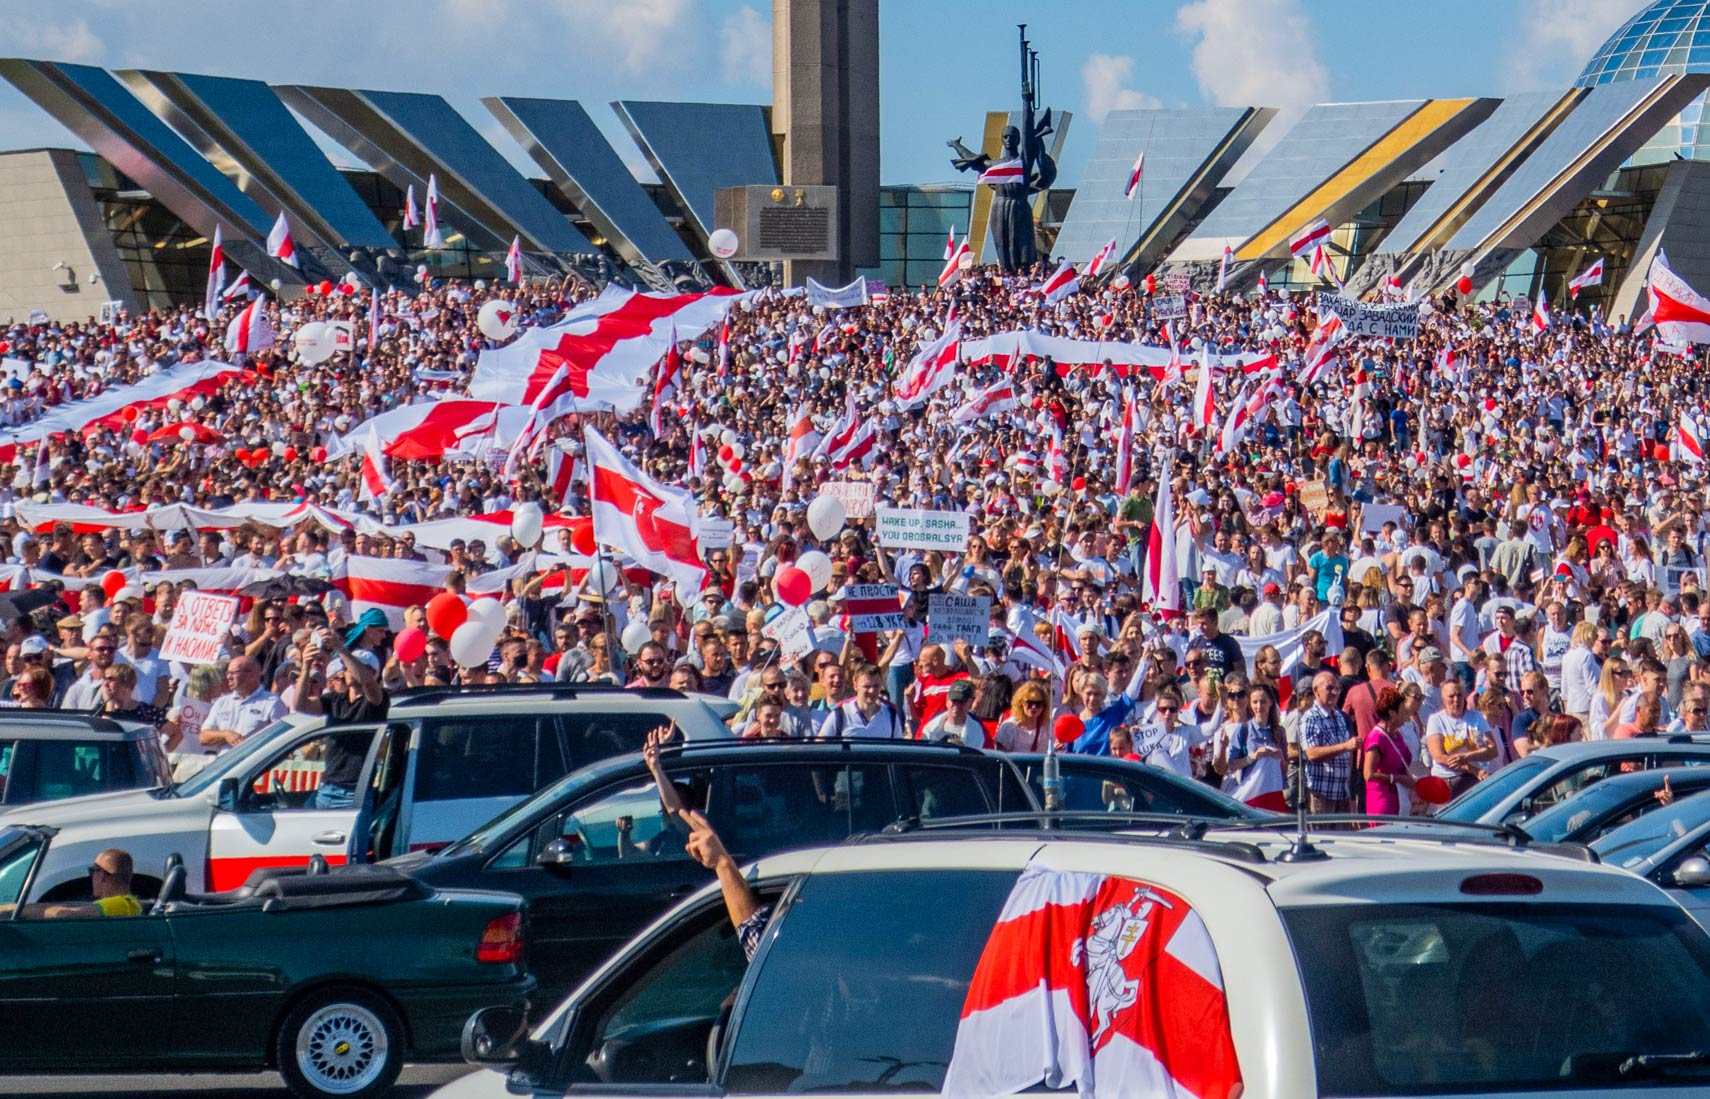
[1,256,1707,817]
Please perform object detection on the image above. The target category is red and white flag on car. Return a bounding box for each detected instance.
[1040,260,1080,304]
[505,235,523,285]
[423,173,446,250]
[266,211,298,268]
[1123,152,1144,200]
[224,298,274,354]
[204,224,226,323]
[359,423,394,503]
[1531,289,1550,332]
[942,864,1241,1099]
[584,426,707,594]
[1569,257,1604,298]
[1679,416,1706,464]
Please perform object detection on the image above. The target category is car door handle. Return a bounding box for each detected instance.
[311,831,347,845]
[127,948,162,965]
[667,883,697,898]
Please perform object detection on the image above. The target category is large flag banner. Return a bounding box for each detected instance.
[941,864,1242,1099]
[1288,218,1332,257]
[805,277,869,309]
[1235,608,1344,680]
[0,360,250,462]
[332,556,451,630]
[1648,252,1710,345]
[893,323,962,411]
[584,426,707,594]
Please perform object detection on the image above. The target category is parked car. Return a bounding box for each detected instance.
[1593,789,1710,933]
[0,825,530,1099]
[1517,766,1710,846]
[441,820,1710,1098]
[0,683,732,903]
[1008,752,1270,820]
[0,712,170,806]
[389,739,1041,1008]
[1431,738,1710,828]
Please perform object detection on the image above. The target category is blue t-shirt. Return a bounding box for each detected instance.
[1071,693,1139,756]
[1309,552,1349,602]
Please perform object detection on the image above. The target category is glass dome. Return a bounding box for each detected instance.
[1577,1,1710,162]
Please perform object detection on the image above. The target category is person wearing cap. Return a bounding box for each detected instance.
[292,626,387,809]
[1249,582,1284,637]
[919,679,987,747]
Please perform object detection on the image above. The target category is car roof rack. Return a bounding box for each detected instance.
[657,737,994,757]
[870,811,1271,864]
[392,682,687,706]
[1203,814,1599,863]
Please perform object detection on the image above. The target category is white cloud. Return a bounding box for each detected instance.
[1081,53,1161,123]
[550,0,697,74]
[1173,0,1328,114]
[0,15,105,63]
[1504,0,1635,90]
[720,5,771,88]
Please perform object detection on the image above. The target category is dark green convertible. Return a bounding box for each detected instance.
[0,825,531,1099]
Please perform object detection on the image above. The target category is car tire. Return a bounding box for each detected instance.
[276,987,403,1099]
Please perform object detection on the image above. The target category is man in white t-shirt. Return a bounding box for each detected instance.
[1423,679,1496,799]
[920,681,988,748]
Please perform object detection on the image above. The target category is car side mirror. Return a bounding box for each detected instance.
[1672,855,1710,887]
[461,1005,551,1079]
[215,776,242,812]
[536,838,576,875]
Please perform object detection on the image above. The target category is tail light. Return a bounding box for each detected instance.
[477,911,524,964]
[1460,873,1543,896]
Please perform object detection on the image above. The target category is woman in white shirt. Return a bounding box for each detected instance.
[1586,657,1628,742]
[1559,621,1601,725]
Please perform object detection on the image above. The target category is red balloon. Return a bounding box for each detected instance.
[318,280,334,296]
[571,522,596,556]
[233,448,249,463]
[727,459,743,475]
[1456,276,1473,295]
[1414,775,1453,806]
[394,626,428,663]
[1053,714,1085,745]
[1144,273,1156,295]
[130,430,148,447]
[1071,476,1086,492]
[121,406,138,423]
[283,446,298,463]
[1656,443,1672,463]
[426,591,468,639]
[1454,453,1472,469]
[101,570,127,600]
[775,565,812,607]
[310,446,328,463]
[717,444,734,465]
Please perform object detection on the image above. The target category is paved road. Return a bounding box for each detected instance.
[5,1064,473,1097]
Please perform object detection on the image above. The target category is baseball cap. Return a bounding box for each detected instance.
[19,636,46,656]
[947,680,975,702]
[1262,582,1281,596]
[1417,646,1445,665]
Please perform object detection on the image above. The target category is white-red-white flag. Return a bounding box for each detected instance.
[943,225,956,262]
[546,445,578,508]
[1648,252,1710,345]
[504,364,569,481]
[1114,394,1139,491]
[1257,271,1269,295]
[940,235,970,288]
[332,555,451,631]
[505,235,523,285]
[1569,257,1604,298]
[1288,217,1332,256]
[1532,288,1550,332]
[1084,239,1118,280]
[1299,313,1346,386]
[1191,346,1215,431]
[647,327,681,437]
[359,423,394,503]
[424,174,445,250]
[1162,323,1183,386]
[266,211,298,268]
[402,184,419,230]
[827,418,878,470]
[1040,259,1080,304]
[780,403,820,492]
[222,271,256,301]
[1216,378,1256,455]
[717,319,731,379]
[951,379,1018,424]
[1046,427,1068,484]
[1309,243,1343,288]
[1123,152,1144,199]
[204,224,226,323]
[367,286,383,353]
[1680,417,1706,464]
[584,426,707,594]
[893,323,962,411]
[224,298,274,354]
[813,393,860,461]
[979,158,1024,185]
[1216,245,1231,292]
[1144,462,1181,617]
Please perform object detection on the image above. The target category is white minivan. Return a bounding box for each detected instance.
[442,822,1710,1098]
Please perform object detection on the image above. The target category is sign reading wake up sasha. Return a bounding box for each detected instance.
[875,507,970,551]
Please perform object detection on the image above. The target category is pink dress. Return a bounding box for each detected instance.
[1364,723,1411,816]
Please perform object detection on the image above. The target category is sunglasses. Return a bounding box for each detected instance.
[1156,706,1179,715]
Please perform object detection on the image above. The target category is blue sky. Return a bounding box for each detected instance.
[0,0,1644,188]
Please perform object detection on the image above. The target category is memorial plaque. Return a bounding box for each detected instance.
[715,184,839,261]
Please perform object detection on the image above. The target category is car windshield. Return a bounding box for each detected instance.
[1591,791,1710,871]
[438,764,605,857]
[1520,777,1655,845]
[1435,755,1552,822]
[1283,901,1710,1094]
[172,717,303,798]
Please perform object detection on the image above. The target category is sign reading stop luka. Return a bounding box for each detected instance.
[715,184,840,261]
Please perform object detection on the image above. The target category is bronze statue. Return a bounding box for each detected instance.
[946,26,1058,273]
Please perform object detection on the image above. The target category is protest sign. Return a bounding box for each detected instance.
[698,517,735,549]
[1152,294,1188,321]
[159,591,240,665]
[822,480,875,519]
[844,583,904,632]
[928,594,991,648]
[1298,479,1330,519]
[875,507,970,551]
[1315,293,1418,339]
[1163,274,1191,293]
[1360,503,1409,534]
[761,606,816,661]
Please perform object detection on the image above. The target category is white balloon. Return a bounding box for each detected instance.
[1419,301,1436,316]
[417,264,430,277]
[591,560,622,593]
[466,597,507,633]
[474,279,488,290]
[1112,274,1131,290]
[720,429,738,446]
[620,619,652,656]
[477,299,520,341]
[190,396,206,411]
[729,442,746,460]
[293,321,336,365]
[178,426,195,442]
[449,620,497,667]
[797,549,833,592]
[269,278,282,291]
[958,252,974,271]
[272,441,287,457]
[167,398,184,413]
[806,494,846,541]
[1461,261,1475,278]
[510,501,544,548]
[708,228,740,258]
